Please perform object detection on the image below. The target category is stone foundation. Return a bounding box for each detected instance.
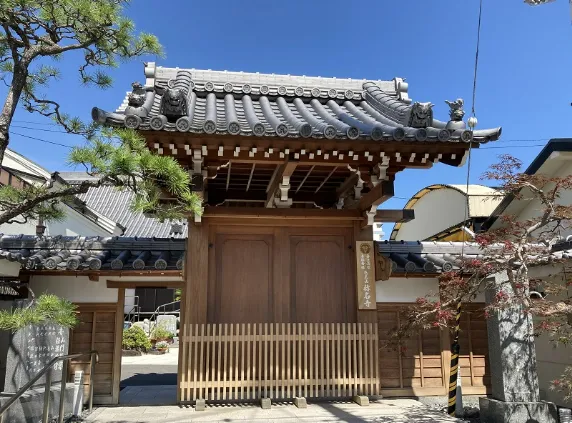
[0,383,75,423]
[479,397,557,423]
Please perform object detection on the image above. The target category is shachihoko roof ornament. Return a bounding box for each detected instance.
[92,63,501,143]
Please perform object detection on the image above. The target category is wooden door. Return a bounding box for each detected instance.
[290,235,352,322]
[69,302,121,404]
[213,233,273,323]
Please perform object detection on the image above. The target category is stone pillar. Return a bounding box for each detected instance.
[479,272,558,423]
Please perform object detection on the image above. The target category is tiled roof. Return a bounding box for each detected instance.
[0,235,185,271]
[376,241,484,273]
[377,240,572,274]
[92,63,501,144]
[59,173,187,238]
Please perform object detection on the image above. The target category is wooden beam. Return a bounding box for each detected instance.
[295,165,314,193]
[246,163,256,191]
[186,221,209,324]
[374,209,415,223]
[315,166,337,193]
[336,173,358,198]
[203,206,362,220]
[106,280,184,289]
[265,160,298,207]
[225,162,232,191]
[358,180,394,212]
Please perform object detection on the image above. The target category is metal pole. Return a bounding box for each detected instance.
[57,359,68,423]
[88,353,96,412]
[448,302,462,416]
[42,369,52,423]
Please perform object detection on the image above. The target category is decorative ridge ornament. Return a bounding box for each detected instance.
[408,102,433,128]
[445,98,465,122]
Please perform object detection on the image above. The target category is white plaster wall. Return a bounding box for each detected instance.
[376,277,439,302]
[0,261,21,277]
[375,276,486,303]
[29,275,183,304]
[0,206,112,237]
[30,275,118,303]
[395,189,466,241]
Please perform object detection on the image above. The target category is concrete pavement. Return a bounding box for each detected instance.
[85,399,463,422]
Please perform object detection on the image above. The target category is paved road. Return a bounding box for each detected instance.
[87,399,463,422]
[120,348,178,387]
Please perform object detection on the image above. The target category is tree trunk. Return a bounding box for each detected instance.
[0,62,28,166]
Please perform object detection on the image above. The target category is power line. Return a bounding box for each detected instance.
[12,119,59,126]
[11,125,78,134]
[10,132,73,148]
[477,144,545,150]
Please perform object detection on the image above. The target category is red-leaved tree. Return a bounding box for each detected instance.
[391,154,572,398]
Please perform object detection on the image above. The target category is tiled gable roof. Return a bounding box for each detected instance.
[92,63,501,144]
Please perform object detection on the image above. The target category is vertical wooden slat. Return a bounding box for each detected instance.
[368,323,374,395]
[335,323,340,398]
[357,323,363,395]
[198,324,205,400]
[309,323,314,398]
[216,324,222,401]
[352,323,358,396]
[278,323,290,398]
[222,324,228,400]
[374,322,380,395]
[325,323,330,397]
[204,324,211,401]
[258,324,263,399]
[240,323,245,400]
[229,324,235,400]
[192,324,199,401]
[284,323,288,399]
[245,323,250,400]
[188,321,194,402]
[341,323,347,397]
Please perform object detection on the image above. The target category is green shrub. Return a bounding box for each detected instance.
[0,294,78,331]
[150,322,174,341]
[122,326,151,351]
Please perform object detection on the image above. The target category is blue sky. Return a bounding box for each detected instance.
[5,0,572,213]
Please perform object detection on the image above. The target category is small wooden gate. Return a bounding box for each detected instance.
[179,323,379,403]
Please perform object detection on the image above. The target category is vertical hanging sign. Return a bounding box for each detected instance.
[356,241,376,310]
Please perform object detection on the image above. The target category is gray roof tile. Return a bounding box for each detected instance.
[92,63,501,143]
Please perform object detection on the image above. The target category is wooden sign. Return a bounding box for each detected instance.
[356,241,376,310]
[375,252,392,281]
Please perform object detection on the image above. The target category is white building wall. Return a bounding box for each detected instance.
[395,189,467,241]
[375,276,485,303]
[29,275,183,304]
[0,206,113,237]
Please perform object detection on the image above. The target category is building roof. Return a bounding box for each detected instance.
[0,235,185,271]
[390,184,503,240]
[376,239,572,275]
[482,139,572,230]
[92,62,501,144]
[376,241,483,274]
[59,172,187,238]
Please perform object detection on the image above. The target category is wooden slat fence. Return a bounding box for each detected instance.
[179,323,379,403]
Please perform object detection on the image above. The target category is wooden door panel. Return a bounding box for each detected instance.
[214,234,273,323]
[290,235,351,323]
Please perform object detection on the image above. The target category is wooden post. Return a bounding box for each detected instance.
[179,219,209,404]
[354,222,377,324]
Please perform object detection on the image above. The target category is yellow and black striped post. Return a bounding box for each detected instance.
[448,302,462,416]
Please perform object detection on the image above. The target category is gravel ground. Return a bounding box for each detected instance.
[417,395,482,422]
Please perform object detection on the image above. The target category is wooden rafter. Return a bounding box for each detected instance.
[225,162,232,191]
[295,166,315,194]
[246,163,256,191]
[315,166,338,193]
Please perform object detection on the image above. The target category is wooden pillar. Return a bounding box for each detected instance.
[184,219,210,324]
[354,221,377,324]
[178,219,209,404]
